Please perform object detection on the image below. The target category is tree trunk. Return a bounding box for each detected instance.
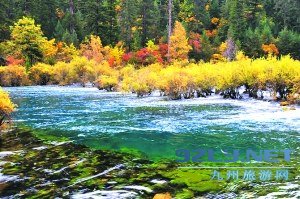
[69,0,75,33]
[167,0,172,61]
[0,116,5,126]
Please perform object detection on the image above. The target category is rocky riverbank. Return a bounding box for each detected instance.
[0,128,299,198]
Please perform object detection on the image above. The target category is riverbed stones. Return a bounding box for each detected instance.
[1,128,300,198]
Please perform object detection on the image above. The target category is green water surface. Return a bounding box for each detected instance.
[4,86,300,161]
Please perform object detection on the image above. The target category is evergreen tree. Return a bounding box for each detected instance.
[78,0,119,46]
[102,0,120,45]
[119,0,140,51]
[243,0,265,29]
[277,28,300,59]
[157,0,170,41]
[227,0,247,42]
[0,1,12,41]
[274,0,300,32]
[241,28,262,58]
[140,0,160,46]
[192,0,210,33]
[199,31,214,61]
[54,20,64,41]
[62,29,79,45]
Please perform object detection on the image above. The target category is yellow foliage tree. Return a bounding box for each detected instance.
[0,88,15,127]
[169,21,192,61]
[41,39,58,63]
[55,42,79,62]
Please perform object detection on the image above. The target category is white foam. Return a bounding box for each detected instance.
[33,146,48,150]
[150,179,167,184]
[123,185,153,193]
[71,190,138,199]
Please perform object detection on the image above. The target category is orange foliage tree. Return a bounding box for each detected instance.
[262,43,279,56]
[169,21,192,61]
[80,35,107,63]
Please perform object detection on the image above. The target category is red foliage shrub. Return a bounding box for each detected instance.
[189,32,202,53]
[6,56,24,66]
[158,44,168,61]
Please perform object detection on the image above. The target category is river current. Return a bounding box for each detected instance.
[4,86,300,160]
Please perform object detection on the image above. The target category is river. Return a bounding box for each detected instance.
[4,86,300,160]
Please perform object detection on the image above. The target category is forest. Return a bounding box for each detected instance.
[1,0,300,62]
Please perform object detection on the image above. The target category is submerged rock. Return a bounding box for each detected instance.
[1,128,299,198]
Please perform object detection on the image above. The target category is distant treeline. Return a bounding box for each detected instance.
[0,0,300,61]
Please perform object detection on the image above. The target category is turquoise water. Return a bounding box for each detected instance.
[4,86,300,160]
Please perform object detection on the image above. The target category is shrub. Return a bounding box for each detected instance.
[94,62,120,91]
[0,66,29,86]
[158,66,190,100]
[259,56,299,99]
[92,61,116,80]
[69,57,94,86]
[132,67,159,97]
[215,62,244,99]
[117,55,300,101]
[289,75,300,104]
[96,75,119,91]
[187,63,217,97]
[52,62,73,85]
[29,63,54,85]
[120,63,162,97]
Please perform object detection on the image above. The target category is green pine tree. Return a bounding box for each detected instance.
[54,20,64,41]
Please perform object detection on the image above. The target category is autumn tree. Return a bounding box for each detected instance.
[169,21,192,61]
[8,17,46,70]
[80,35,105,63]
[0,88,15,127]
